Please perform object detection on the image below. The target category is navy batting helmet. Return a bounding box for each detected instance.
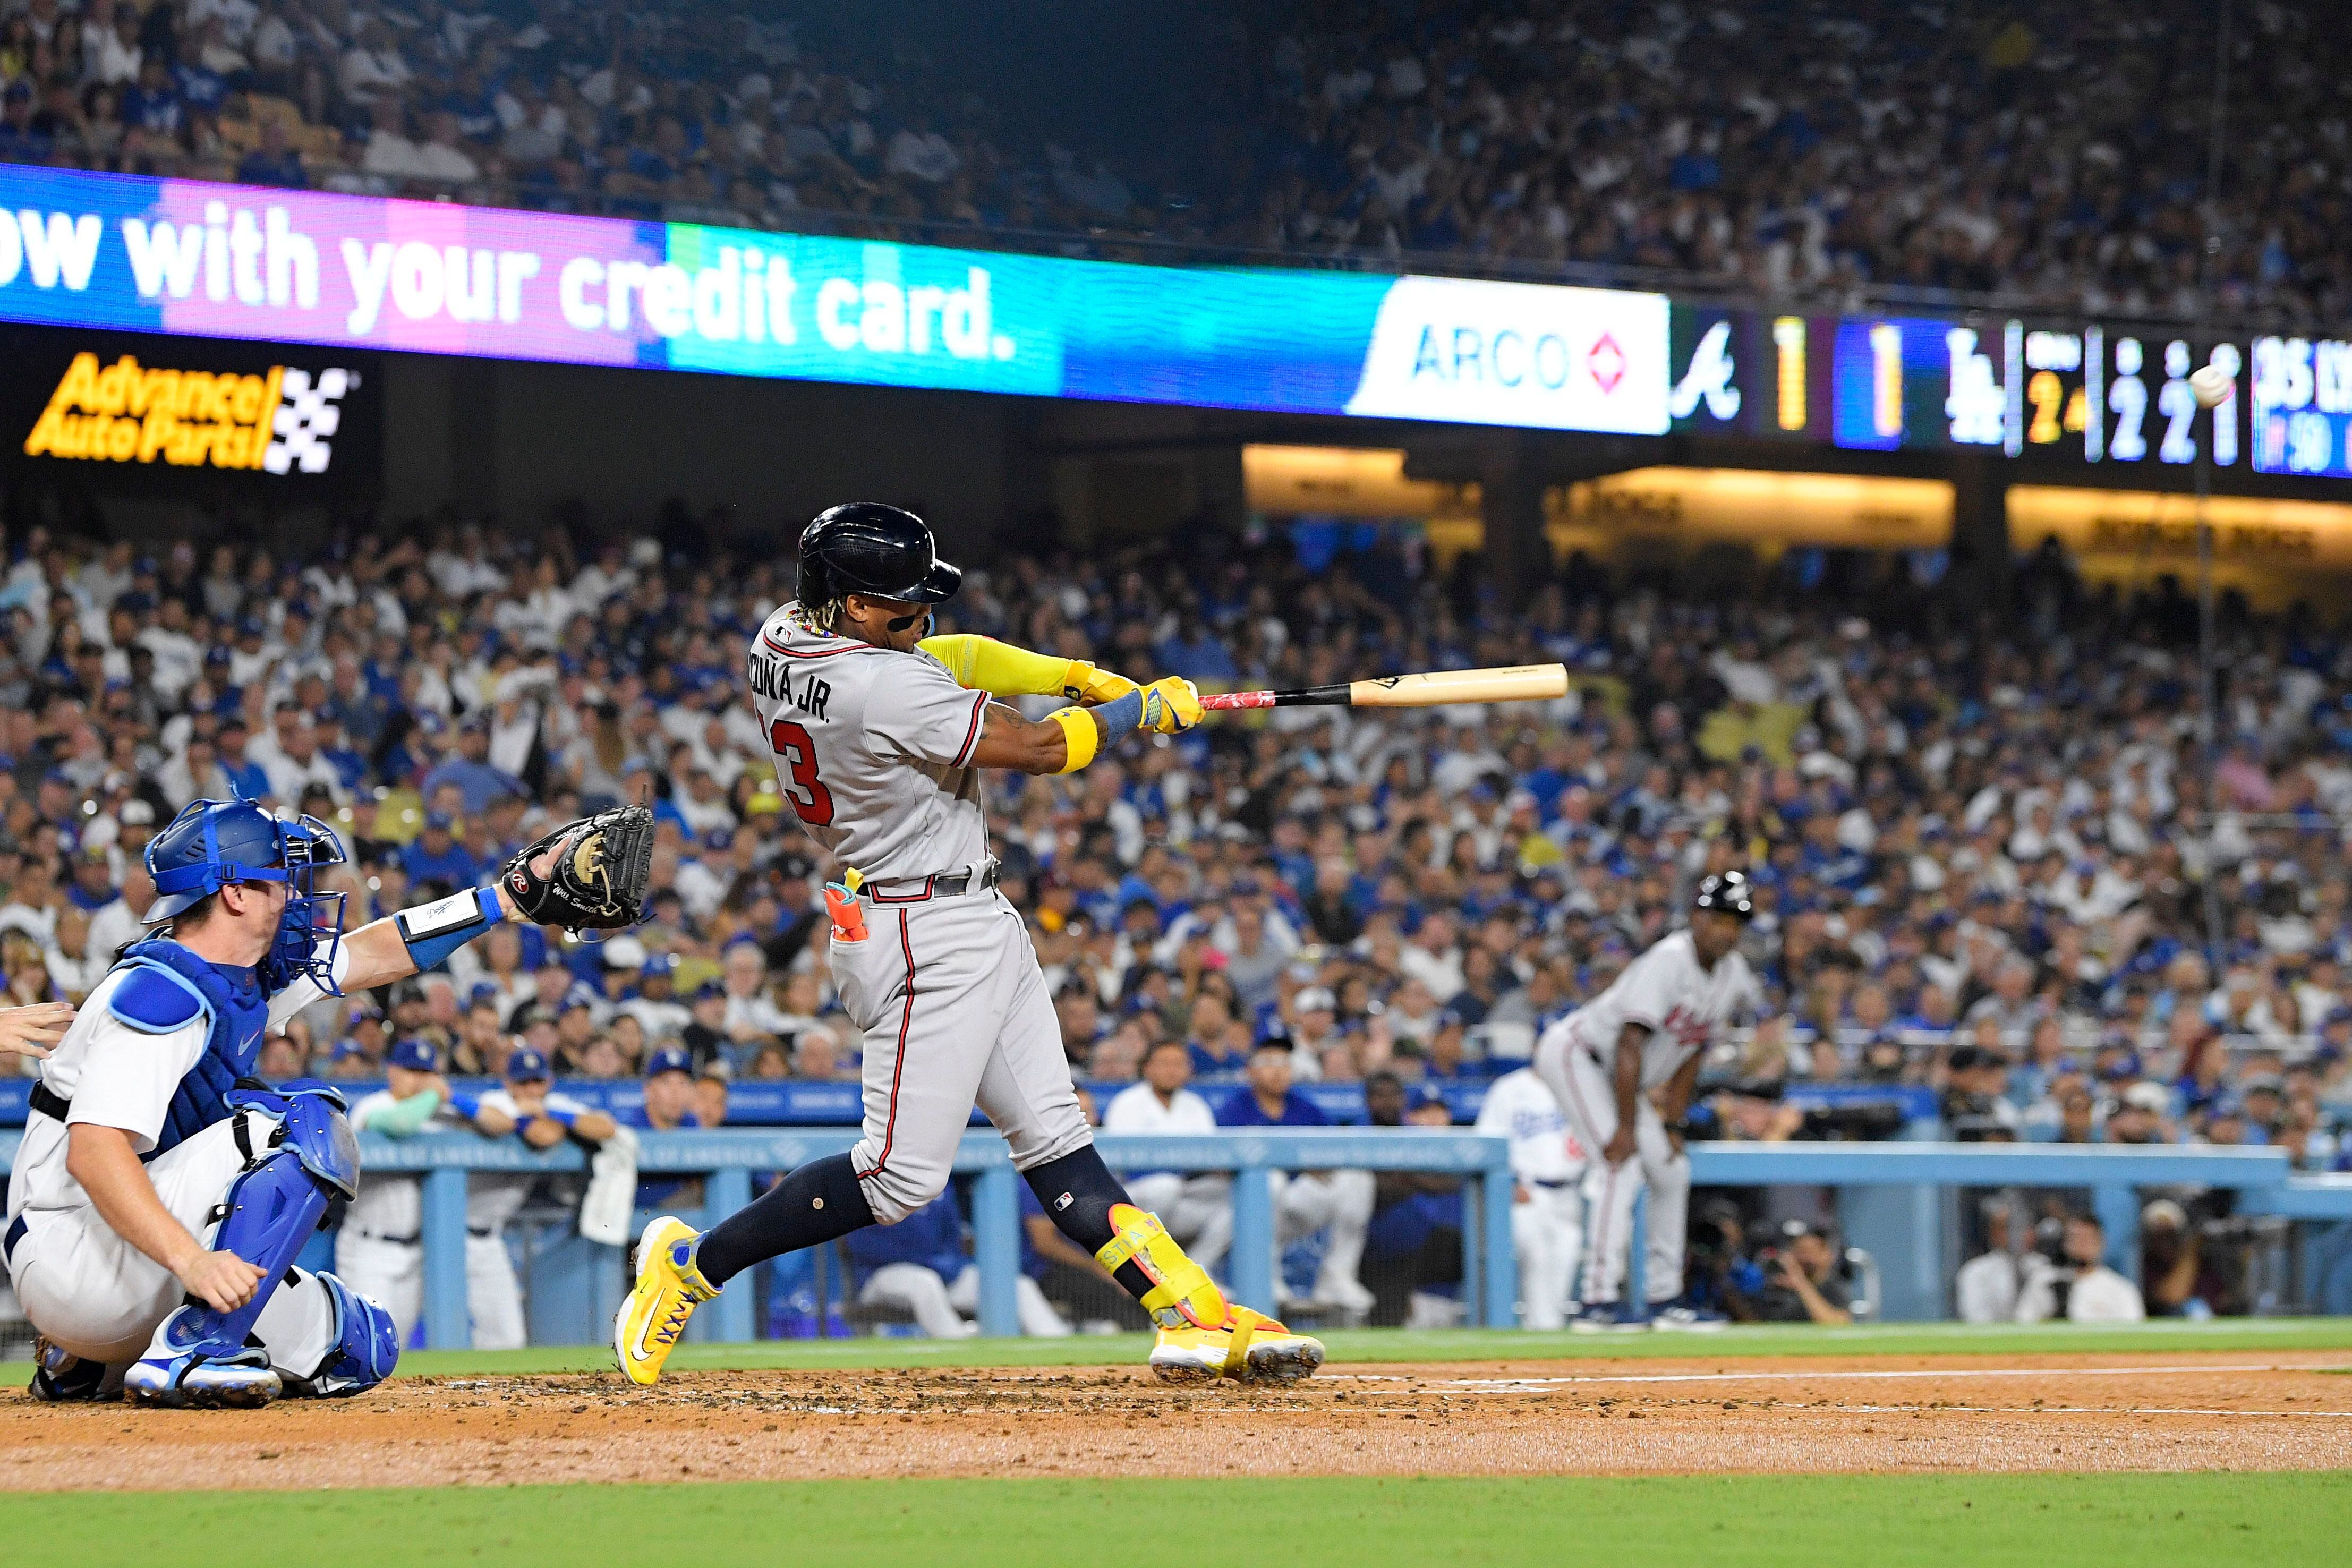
[1691,870,1755,921]
[796,502,961,607]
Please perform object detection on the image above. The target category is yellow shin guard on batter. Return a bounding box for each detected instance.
[1097,1203,1229,1330]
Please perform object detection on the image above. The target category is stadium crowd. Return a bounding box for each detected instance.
[0,501,2350,1328]
[0,506,2348,1129]
[4,0,2350,322]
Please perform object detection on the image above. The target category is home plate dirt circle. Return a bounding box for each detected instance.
[5,1352,2348,1490]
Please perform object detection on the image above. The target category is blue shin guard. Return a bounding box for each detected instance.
[126,1088,359,1409]
[283,1271,399,1397]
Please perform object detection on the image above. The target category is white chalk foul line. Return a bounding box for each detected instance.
[1409,1362,2345,1391]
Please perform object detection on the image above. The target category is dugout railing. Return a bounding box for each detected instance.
[4,1130,2351,1349]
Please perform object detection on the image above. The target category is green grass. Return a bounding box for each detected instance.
[9,1315,2351,1384]
[6,1475,2348,1566]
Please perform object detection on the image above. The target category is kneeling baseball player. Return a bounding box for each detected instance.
[617,504,1323,1384]
[4,796,645,1407]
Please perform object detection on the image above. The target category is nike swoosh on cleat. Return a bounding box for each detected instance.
[630,1290,666,1364]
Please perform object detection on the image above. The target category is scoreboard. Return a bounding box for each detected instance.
[2249,335,2352,479]
[1671,305,2251,475]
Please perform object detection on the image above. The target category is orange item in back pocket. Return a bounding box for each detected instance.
[824,881,867,942]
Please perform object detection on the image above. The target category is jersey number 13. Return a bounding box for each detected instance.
[768,718,836,825]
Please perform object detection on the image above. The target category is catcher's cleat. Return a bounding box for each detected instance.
[614,1215,718,1387]
[1095,1202,1325,1384]
[28,1337,114,1403]
[1149,1307,1325,1385]
[124,1345,282,1409]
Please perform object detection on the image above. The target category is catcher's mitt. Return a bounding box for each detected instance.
[501,805,655,934]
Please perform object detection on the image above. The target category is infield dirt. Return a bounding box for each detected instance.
[5,1350,2347,1489]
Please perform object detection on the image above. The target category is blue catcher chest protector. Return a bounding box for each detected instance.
[105,940,270,1158]
[112,799,349,1158]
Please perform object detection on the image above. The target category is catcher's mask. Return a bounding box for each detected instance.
[148,798,348,994]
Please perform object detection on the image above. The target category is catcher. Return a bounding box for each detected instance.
[5,798,649,1407]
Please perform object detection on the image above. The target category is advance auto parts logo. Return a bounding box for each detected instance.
[22,351,356,475]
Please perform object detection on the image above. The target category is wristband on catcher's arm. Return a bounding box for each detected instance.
[393,887,505,971]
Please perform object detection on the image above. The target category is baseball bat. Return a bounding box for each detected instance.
[1199,663,1569,711]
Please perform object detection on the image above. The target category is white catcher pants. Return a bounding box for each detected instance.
[859,1262,1072,1338]
[1512,1182,1584,1331]
[832,893,1094,1225]
[8,1113,336,1373]
[1536,1033,1690,1307]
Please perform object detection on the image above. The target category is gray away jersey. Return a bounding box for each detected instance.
[747,603,993,880]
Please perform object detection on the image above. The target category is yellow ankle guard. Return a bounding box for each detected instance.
[1097,1203,1229,1330]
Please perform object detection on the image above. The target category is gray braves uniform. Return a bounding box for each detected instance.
[747,604,1092,1224]
[1533,930,1756,1306]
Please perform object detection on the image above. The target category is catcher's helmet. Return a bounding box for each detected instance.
[1691,870,1755,921]
[146,798,348,992]
[796,502,961,607]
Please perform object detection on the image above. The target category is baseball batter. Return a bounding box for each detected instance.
[1472,1065,1586,1331]
[1,796,619,1406]
[1533,872,1757,1330]
[617,503,1324,1384]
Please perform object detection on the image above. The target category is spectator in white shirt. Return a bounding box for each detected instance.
[2014,1214,2145,1323]
[720,941,792,1043]
[1399,910,1466,1002]
[1954,1205,2021,1323]
[258,710,345,805]
[1101,1038,1232,1269]
[341,17,413,106]
[884,114,960,183]
[364,106,481,186]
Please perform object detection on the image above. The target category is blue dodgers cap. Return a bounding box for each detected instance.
[645,1043,694,1078]
[505,1046,551,1080]
[388,1037,439,1072]
[1408,1081,1452,1113]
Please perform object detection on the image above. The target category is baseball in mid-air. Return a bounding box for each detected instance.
[2189,364,2234,409]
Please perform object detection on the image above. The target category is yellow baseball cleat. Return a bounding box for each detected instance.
[1095,1201,1325,1384]
[613,1216,718,1386]
[1149,1306,1325,1384]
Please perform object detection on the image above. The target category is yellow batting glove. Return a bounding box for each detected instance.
[1069,661,1140,704]
[1140,676,1203,735]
